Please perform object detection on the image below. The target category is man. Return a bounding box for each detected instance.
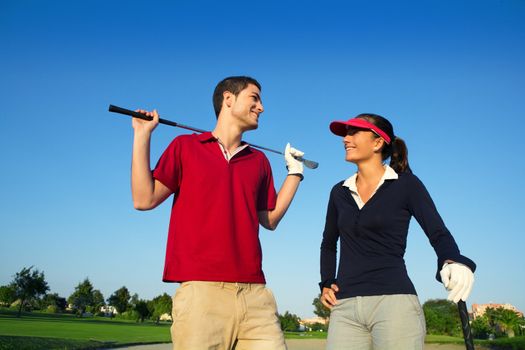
[131,76,304,349]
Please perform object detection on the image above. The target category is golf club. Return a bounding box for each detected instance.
[458,300,475,350]
[108,104,319,169]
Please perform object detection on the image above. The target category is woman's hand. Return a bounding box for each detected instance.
[320,284,339,309]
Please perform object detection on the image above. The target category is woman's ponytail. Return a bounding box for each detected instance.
[389,137,411,173]
[354,113,411,173]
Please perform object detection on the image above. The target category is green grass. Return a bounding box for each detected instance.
[425,334,466,344]
[482,336,525,350]
[284,331,327,339]
[3,310,524,350]
[424,334,525,350]
[0,309,171,349]
[0,336,110,350]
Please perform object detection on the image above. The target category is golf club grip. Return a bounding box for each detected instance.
[458,301,475,350]
[108,105,180,128]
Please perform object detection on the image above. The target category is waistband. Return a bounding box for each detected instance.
[181,281,265,291]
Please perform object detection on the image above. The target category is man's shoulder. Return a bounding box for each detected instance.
[174,133,200,143]
[246,145,269,159]
[166,133,204,148]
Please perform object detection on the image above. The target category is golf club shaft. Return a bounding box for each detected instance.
[458,301,475,350]
[108,104,319,169]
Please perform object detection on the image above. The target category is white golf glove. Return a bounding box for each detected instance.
[440,262,474,303]
[284,143,304,180]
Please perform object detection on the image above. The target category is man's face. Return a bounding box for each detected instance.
[230,84,264,131]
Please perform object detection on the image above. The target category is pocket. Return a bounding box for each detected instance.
[263,287,279,312]
[406,294,423,316]
[172,282,193,320]
[405,294,426,335]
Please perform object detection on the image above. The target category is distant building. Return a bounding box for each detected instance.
[159,312,172,321]
[100,305,118,315]
[472,303,523,319]
[300,316,328,325]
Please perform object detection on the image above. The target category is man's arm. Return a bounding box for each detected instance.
[258,143,304,230]
[131,109,172,210]
[258,174,301,230]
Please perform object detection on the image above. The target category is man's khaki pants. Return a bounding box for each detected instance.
[171,281,287,350]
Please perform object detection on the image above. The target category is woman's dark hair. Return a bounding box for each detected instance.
[356,113,412,173]
[212,76,261,118]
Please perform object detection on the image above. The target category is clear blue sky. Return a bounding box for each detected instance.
[1,0,524,318]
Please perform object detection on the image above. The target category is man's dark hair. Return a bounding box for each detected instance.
[212,76,261,118]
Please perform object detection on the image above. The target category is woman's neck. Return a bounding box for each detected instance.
[356,160,385,186]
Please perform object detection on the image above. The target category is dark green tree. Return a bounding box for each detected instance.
[91,289,105,315]
[312,293,330,322]
[11,266,49,317]
[493,307,524,338]
[40,293,67,312]
[134,299,151,322]
[471,315,492,339]
[422,299,461,336]
[0,285,17,306]
[149,293,172,324]
[68,278,95,316]
[107,286,131,314]
[279,311,300,331]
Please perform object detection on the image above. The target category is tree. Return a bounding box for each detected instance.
[90,289,105,315]
[422,299,461,336]
[149,293,172,324]
[107,286,131,314]
[309,322,328,332]
[493,307,524,338]
[279,311,300,331]
[312,293,330,322]
[68,278,96,316]
[471,315,492,339]
[133,299,151,322]
[40,293,67,313]
[11,266,49,317]
[0,285,16,306]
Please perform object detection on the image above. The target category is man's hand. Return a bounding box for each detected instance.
[285,143,304,179]
[320,284,339,309]
[132,109,159,135]
[440,262,474,303]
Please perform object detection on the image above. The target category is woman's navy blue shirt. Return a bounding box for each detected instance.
[320,172,476,298]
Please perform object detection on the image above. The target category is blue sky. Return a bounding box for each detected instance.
[1,0,524,318]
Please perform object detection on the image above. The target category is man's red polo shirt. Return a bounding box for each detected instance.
[153,132,277,284]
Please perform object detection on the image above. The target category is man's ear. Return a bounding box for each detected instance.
[223,91,234,109]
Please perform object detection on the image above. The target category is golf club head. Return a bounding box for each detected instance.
[297,157,319,169]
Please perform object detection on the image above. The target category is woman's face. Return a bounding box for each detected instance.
[343,127,381,163]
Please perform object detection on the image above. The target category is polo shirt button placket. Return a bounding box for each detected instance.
[354,213,360,237]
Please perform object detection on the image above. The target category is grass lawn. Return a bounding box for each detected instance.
[0,309,171,349]
[284,331,327,339]
[425,334,525,350]
[2,310,524,350]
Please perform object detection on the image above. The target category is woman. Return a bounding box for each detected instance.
[320,113,475,350]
